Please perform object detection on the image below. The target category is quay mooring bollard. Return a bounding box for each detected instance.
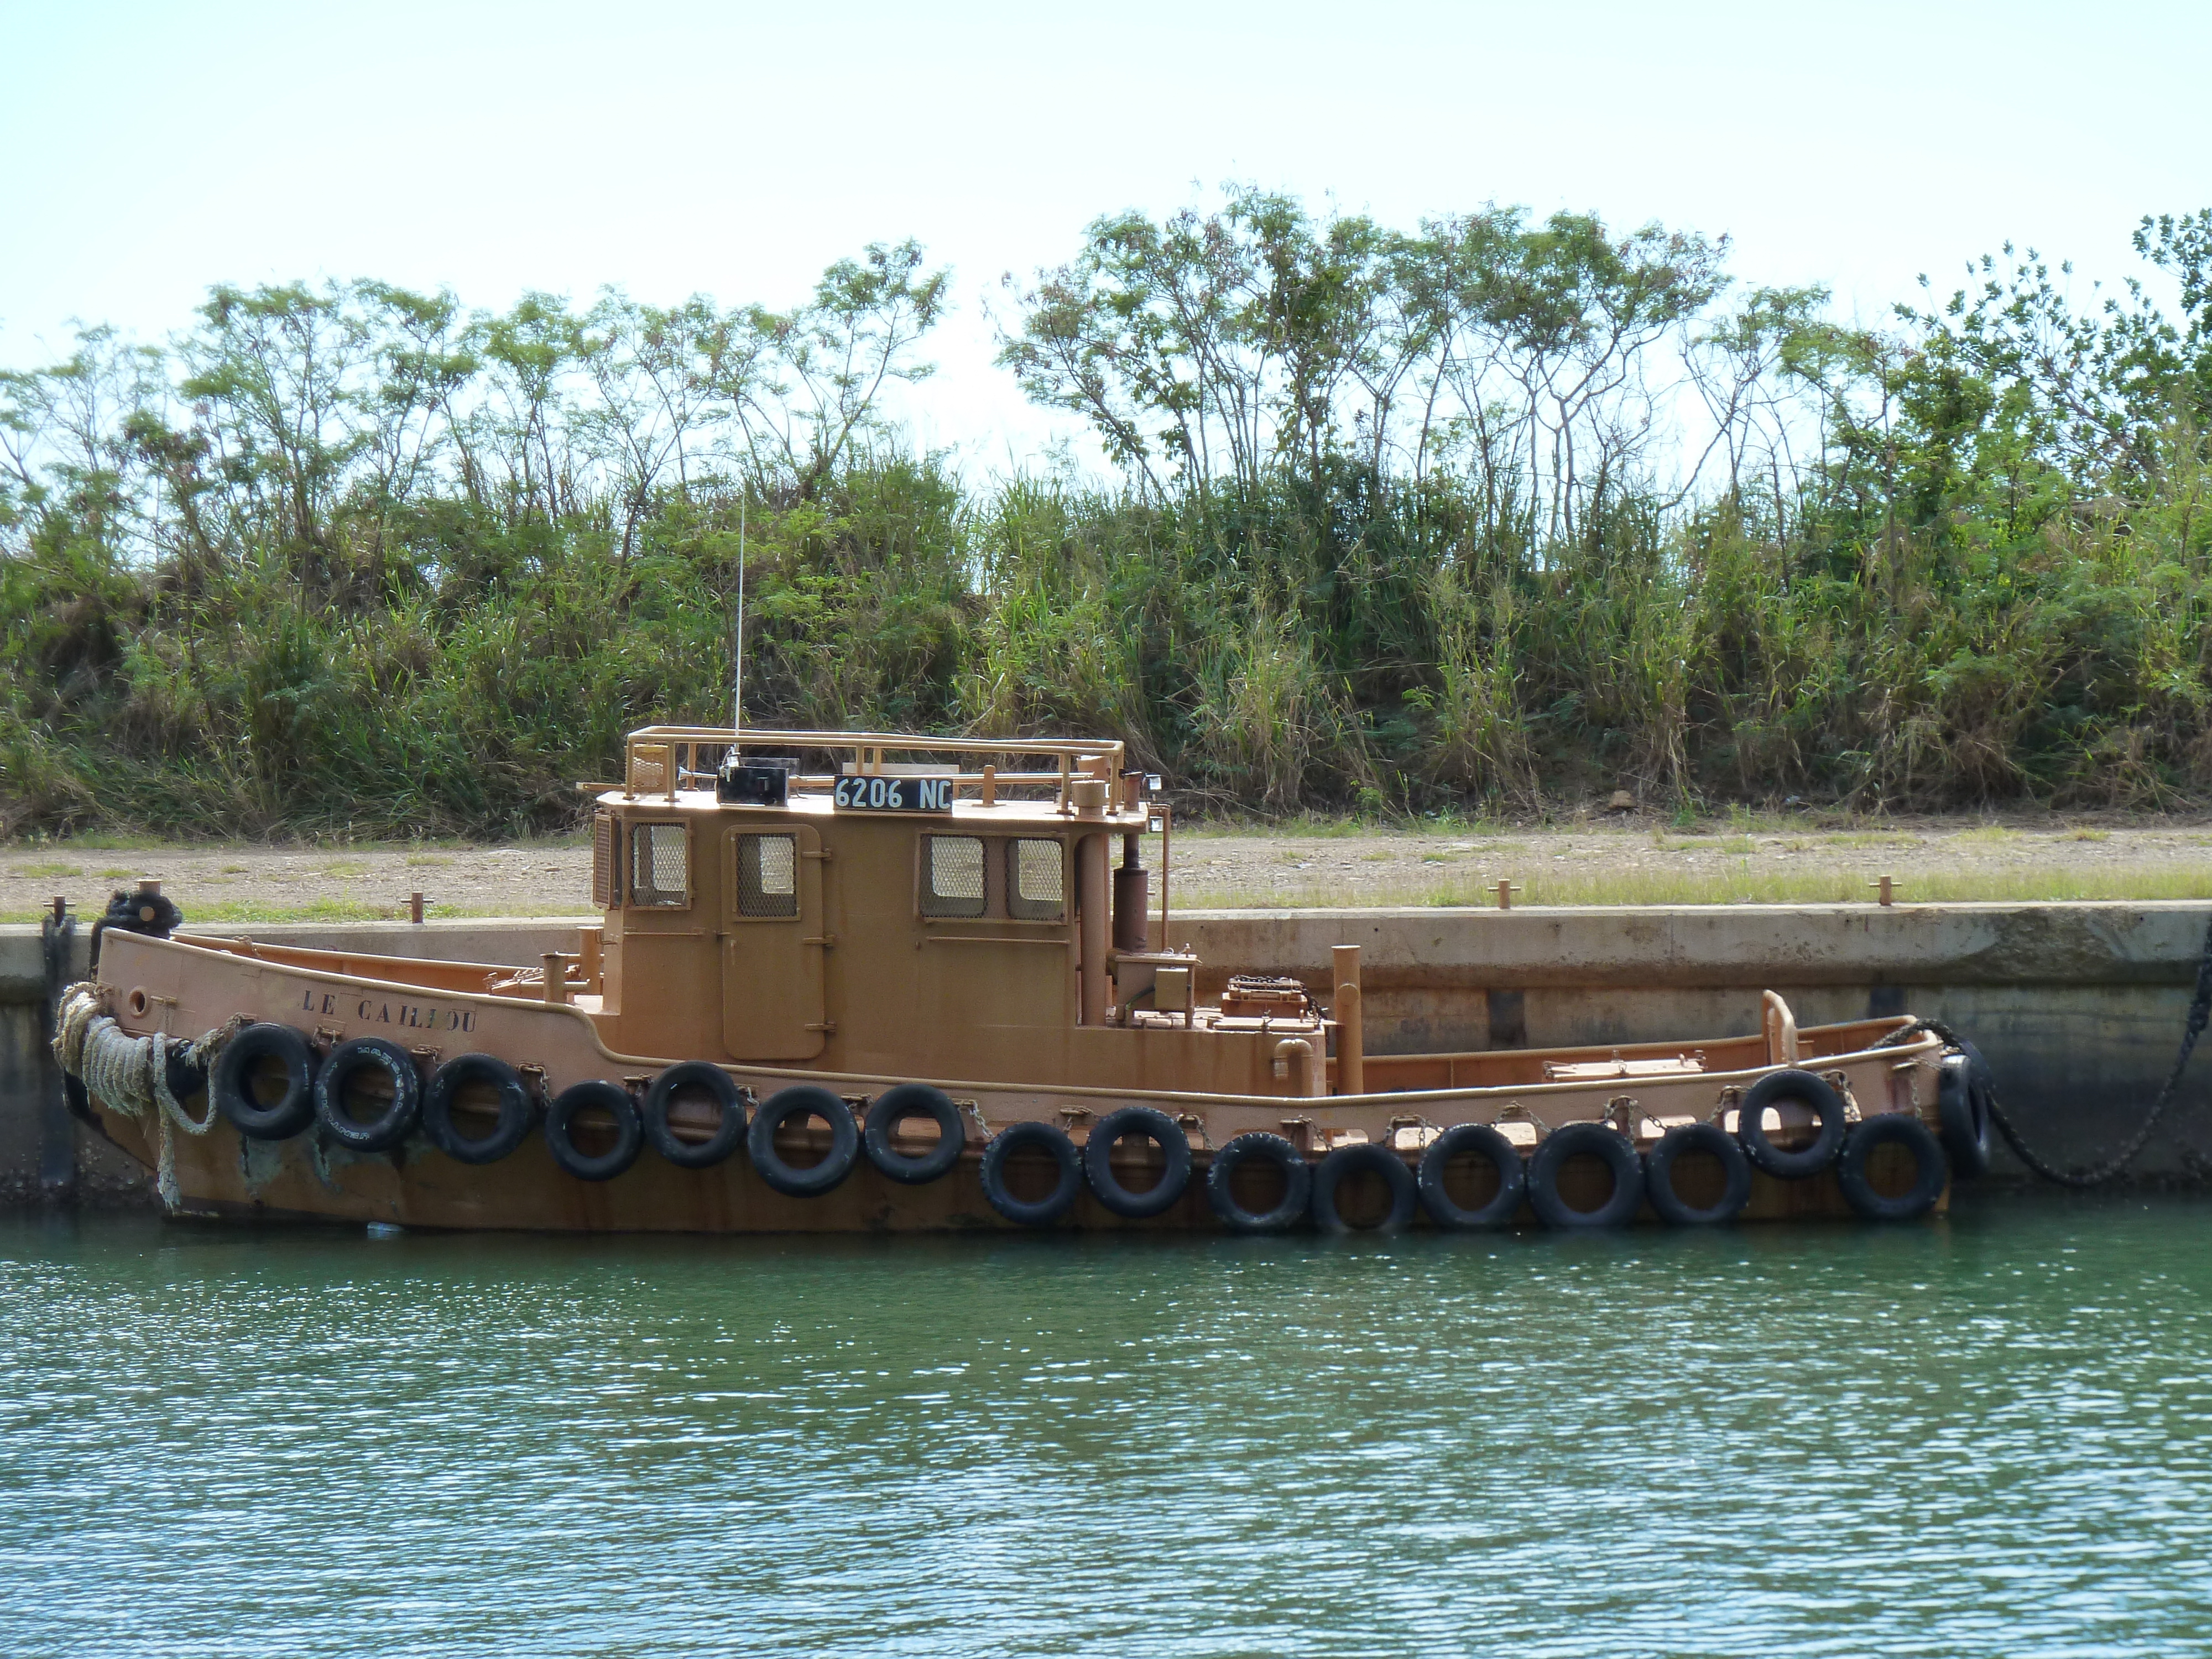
[1493,880,1521,911]
[1869,874,1897,906]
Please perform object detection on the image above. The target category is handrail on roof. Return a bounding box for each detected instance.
[626,727,1127,767]
[617,726,1134,808]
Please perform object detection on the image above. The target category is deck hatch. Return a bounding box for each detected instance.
[722,823,827,1059]
[920,836,987,918]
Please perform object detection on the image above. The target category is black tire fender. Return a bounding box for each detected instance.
[1837,1114,1949,1220]
[422,1053,536,1165]
[311,1036,422,1153]
[1082,1105,1191,1219]
[1527,1121,1645,1229]
[211,1022,318,1141]
[747,1084,859,1197]
[1644,1120,1752,1225]
[1205,1132,1312,1234]
[1736,1068,1849,1179]
[1311,1141,1417,1234]
[863,1083,967,1186]
[1953,1032,1997,1102]
[545,1081,644,1182]
[1417,1123,1526,1229]
[644,1062,748,1170]
[979,1120,1082,1227]
[1936,1055,1991,1178]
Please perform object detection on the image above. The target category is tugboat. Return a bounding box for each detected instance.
[54,727,1988,1233]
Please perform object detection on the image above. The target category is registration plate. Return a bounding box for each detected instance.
[832,775,954,812]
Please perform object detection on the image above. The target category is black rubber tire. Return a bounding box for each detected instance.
[1311,1142,1417,1235]
[1644,1121,1753,1225]
[545,1081,644,1182]
[1526,1121,1645,1229]
[864,1083,967,1185]
[980,1121,1082,1227]
[644,1062,748,1170]
[311,1036,422,1153]
[1205,1132,1312,1234]
[1417,1123,1526,1229]
[422,1053,536,1165]
[211,1022,318,1141]
[748,1084,859,1197]
[1936,1054,1991,1179]
[1837,1113,1949,1221]
[1082,1105,1191,1219]
[1736,1068,1849,1180]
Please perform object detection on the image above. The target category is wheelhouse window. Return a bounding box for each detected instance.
[1007,838,1066,921]
[629,822,690,907]
[920,835,986,918]
[737,832,799,918]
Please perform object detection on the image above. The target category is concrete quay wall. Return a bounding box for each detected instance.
[5,902,2209,1202]
[1168,903,2212,1181]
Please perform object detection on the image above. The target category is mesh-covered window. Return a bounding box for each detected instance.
[628,743,671,797]
[920,836,986,918]
[737,833,799,918]
[592,813,619,908]
[1008,838,1065,921]
[630,822,688,907]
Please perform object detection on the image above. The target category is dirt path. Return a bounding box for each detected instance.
[8,815,2212,924]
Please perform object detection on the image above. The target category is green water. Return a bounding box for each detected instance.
[3,1197,2209,1657]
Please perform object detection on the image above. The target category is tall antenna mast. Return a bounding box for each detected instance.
[732,500,746,734]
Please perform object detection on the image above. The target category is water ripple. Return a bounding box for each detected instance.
[1,1196,2209,1656]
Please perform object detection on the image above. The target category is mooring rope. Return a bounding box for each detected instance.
[1879,913,2212,1188]
[52,983,237,1209]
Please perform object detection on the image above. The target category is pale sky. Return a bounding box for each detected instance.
[3,0,2206,473]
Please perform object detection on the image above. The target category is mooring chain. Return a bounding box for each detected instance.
[1879,914,2212,1188]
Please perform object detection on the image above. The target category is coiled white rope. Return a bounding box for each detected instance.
[53,982,230,1209]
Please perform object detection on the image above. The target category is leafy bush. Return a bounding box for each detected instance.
[2,202,2209,836]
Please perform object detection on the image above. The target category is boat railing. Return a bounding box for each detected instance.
[620,727,1131,808]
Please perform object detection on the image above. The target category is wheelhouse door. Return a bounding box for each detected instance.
[722,825,827,1060]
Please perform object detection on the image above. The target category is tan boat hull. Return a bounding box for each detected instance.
[80,929,1950,1233]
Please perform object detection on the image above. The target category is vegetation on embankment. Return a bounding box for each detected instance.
[3,194,2210,839]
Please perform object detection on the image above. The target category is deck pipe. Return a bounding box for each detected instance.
[1333,943,1364,1096]
[1078,834,1109,1026]
[1113,835,1149,956]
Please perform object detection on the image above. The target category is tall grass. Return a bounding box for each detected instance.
[3,448,2212,839]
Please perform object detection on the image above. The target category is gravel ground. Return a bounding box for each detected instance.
[7,814,2212,923]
